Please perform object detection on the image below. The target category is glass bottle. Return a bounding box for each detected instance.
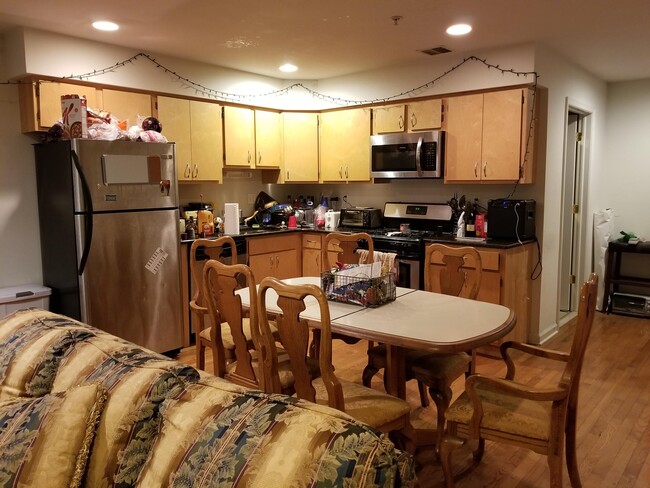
[185,216,197,240]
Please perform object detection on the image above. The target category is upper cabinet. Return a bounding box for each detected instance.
[444,88,533,183]
[157,96,222,183]
[19,80,153,133]
[254,110,281,168]
[407,99,442,131]
[371,99,442,135]
[223,107,282,168]
[282,112,319,182]
[320,108,371,182]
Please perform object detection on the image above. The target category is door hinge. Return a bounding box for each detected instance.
[576,132,583,142]
[572,204,579,214]
[569,274,576,284]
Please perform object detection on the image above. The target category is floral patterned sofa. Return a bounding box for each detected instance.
[0,309,415,487]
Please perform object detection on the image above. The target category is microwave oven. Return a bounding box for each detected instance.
[370,130,444,179]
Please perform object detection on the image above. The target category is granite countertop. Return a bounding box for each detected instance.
[181,227,533,249]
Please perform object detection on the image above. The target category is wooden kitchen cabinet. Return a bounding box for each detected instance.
[248,234,301,280]
[254,109,281,168]
[444,88,531,183]
[302,233,326,276]
[281,112,319,182]
[425,242,534,346]
[320,107,371,182]
[223,106,255,167]
[407,99,442,131]
[372,104,406,134]
[157,96,222,182]
[101,89,153,128]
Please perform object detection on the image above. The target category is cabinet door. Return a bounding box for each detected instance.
[321,108,371,182]
[255,110,281,168]
[101,89,152,128]
[274,249,300,280]
[249,253,277,281]
[407,99,442,131]
[302,234,323,276]
[481,89,523,181]
[190,100,222,182]
[224,106,255,167]
[157,96,192,181]
[282,112,319,182]
[38,81,99,128]
[444,94,483,182]
[372,104,405,134]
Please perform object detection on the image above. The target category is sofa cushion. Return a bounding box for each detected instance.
[0,309,96,400]
[50,336,200,488]
[0,382,106,488]
[138,376,416,487]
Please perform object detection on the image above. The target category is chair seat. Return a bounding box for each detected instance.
[368,344,471,380]
[226,349,320,391]
[312,378,411,429]
[445,385,552,441]
[200,319,278,351]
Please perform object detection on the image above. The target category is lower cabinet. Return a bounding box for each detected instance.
[425,242,534,348]
[302,233,326,277]
[248,234,301,281]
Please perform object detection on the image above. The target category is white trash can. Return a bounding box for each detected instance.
[0,285,52,319]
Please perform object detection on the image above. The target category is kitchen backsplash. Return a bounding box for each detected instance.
[179,173,538,217]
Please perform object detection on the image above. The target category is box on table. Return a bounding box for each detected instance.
[321,271,396,308]
[0,285,51,319]
[61,94,88,138]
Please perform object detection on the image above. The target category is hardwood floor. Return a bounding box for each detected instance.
[177,312,650,487]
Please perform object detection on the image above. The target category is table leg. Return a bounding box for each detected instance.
[385,345,406,400]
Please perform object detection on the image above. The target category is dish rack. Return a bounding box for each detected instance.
[321,270,396,307]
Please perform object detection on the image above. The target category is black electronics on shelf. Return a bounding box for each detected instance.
[487,199,536,240]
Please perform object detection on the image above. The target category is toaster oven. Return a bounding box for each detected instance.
[339,208,382,229]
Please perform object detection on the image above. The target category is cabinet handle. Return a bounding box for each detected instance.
[474,161,478,178]
[483,161,487,177]
[275,255,280,267]
[286,170,290,180]
[269,256,274,268]
[316,254,320,268]
[192,164,199,178]
[410,113,417,128]
[339,166,343,178]
[345,166,349,179]
[184,163,191,178]
[248,151,252,164]
[398,115,404,129]
[258,151,262,165]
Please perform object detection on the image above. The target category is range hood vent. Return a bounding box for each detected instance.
[420,46,451,56]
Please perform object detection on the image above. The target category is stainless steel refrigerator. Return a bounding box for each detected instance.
[34,139,183,353]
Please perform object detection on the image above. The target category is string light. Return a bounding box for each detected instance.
[1,52,538,196]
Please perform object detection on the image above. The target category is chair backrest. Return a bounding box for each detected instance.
[324,232,374,269]
[202,259,263,389]
[563,273,598,409]
[190,237,238,310]
[424,244,482,299]
[258,277,344,410]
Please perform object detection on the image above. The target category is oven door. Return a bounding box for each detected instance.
[396,257,421,290]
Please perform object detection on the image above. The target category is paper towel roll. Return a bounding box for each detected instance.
[224,203,240,235]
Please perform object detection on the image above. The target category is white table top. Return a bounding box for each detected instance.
[237,276,515,353]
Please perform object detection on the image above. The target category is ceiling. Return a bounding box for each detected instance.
[0,0,648,82]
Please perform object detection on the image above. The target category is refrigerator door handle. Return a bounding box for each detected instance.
[71,150,94,275]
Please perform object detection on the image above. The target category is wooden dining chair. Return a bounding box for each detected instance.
[190,237,241,374]
[362,244,482,453]
[202,259,310,393]
[440,273,599,488]
[257,277,413,441]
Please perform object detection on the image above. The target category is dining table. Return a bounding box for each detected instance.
[236,276,516,400]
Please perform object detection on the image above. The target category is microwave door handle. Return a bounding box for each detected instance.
[415,136,424,176]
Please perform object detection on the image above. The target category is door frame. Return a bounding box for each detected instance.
[557,99,592,325]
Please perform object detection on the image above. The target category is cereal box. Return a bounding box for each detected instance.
[61,94,88,138]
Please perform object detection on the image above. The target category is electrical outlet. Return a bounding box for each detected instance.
[247,194,255,204]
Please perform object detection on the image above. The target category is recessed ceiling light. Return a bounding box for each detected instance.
[279,64,298,73]
[92,21,119,32]
[446,23,472,36]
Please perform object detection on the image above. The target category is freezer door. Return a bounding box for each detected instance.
[78,208,183,353]
[71,139,178,212]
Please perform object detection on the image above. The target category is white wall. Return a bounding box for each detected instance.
[0,37,43,287]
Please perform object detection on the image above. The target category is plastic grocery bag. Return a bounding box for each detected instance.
[593,208,613,311]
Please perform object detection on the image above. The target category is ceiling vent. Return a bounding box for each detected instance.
[420,46,451,56]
